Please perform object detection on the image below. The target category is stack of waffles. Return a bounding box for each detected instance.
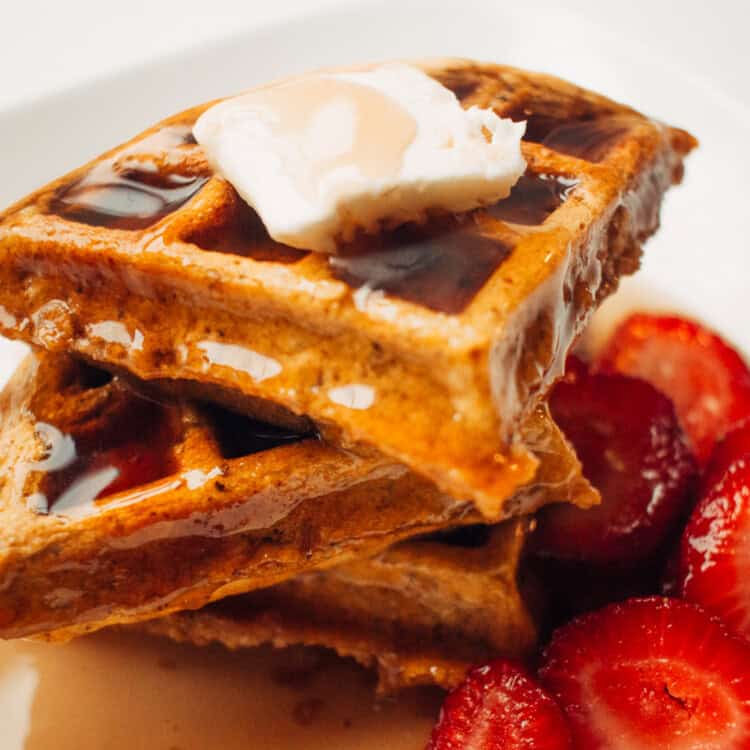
[0,60,695,692]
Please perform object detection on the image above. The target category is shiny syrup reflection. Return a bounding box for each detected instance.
[330,172,573,314]
[27,372,311,519]
[48,125,208,231]
[517,114,633,163]
[185,195,307,263]
[31,398,178,517]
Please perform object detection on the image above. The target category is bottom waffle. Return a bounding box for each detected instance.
[0,353,585,641]
[141,520,536,693]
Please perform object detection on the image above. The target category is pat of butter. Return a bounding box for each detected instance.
[194,63,526,254]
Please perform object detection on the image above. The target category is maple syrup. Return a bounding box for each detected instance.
[50,170,209,231]
[49,124,207,230]
[517,113,631,163]
[487,173,576,226]
[330,217,513,314]
[186,196,307,263]
[34,397,178,517]
[329,170,574,313]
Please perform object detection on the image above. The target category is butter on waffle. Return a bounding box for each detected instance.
[0,59,696,517]
[0,353,589,641]
[142,520,536,693]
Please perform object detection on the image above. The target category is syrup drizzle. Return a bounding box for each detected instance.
[27,369,309,518]
[185,196,307,263]
[515,113,632,163]
[486,173,576,226]
[329,172,573,314]
[49,124,208,231]
[30,398,178,517]
[330,218,513,314]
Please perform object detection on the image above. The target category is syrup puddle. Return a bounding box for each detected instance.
[0,634,439,750]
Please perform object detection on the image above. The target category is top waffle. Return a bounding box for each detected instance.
[0,59,696,517]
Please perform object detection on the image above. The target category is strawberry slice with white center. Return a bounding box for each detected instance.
[599,314,750,467]
[427,659,572,750]
[539,597,750,750]
[678,455,750,638]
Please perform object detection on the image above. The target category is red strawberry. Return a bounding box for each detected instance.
[678,455,750,639]
[531,359,697,566]
[702,417,750,492]
[599,314,750,467]
[539,596,750,750]
[427,659,571,750]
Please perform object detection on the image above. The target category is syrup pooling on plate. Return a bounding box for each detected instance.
[330,216,513,315]
[48,124,209,230]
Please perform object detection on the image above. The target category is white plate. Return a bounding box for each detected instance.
[0,1,748,746]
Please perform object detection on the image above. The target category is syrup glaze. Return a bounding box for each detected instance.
[486,173,576,226]
[330,217,512,314]
[48,125,209,231]
[185,195,307,263]
[329,172,572,314]
[32,397,179,517]
[517,113,632,163]
[28,368,308,518]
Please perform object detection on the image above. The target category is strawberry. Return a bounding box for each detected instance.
[427,659,571,750]
[678,455,750,639]
[539,597,750,750]
[531,359,697,566]
[702,417,750,492]
[599,314,750,467]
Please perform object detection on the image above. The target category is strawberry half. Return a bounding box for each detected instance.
[678,455,750,639]
[531,358,697,566]
[427,659,571,750]
[540,597,750,750]
[599,313,750,467]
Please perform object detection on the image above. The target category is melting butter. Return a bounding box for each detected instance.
[195,63,526,253]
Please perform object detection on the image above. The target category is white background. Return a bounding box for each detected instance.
[1,0,748,113]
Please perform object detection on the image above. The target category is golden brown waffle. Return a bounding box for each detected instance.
[0,353,474,640]
[142,520,536,693]
[0,352,588,641]
[0,59,695,517]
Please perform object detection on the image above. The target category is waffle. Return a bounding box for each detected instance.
[0,352,590,641]
[0,59,696,517]
[142,520,537,693]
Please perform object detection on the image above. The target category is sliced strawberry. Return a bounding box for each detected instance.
[531,359,697,566]
[702,417,750,492]
[427,659,571,750]
[539,596,750,750]
[678,455,750,639]
[599,314,750,467]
